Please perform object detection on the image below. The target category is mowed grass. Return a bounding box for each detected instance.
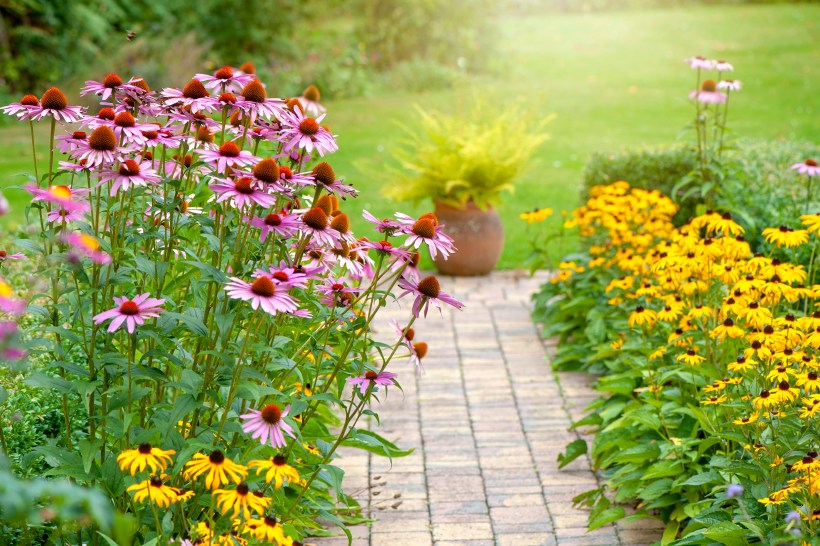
[1,4,818,268]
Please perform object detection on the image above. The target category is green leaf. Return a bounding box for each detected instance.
[681,471,720,487]
[612,443,660,464]
[341,429,413,459]
[662,520,680,545]
[557,439,587,469]
[588,506,625,531]
[703,522,747,546]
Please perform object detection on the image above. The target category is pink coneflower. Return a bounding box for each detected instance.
[47,207,86,224]
[0,251,26,263]
[62,232,111,264]
[1,94,40,120]
[195,141,259,172]
[93,293,165,334]
[259,262,316,290]
[347,370,398,394]
[247,212,301,242]
[684,56,716,70]
[278,107,338,157]
[398,275,464,318]
[209,177,276,209]
[240,403,295,448]
[233,158,289,194]
[276,165,315,190]
[224,275,299,315]
[717,80,742,92]
[298,85,326,117]
[316,277,359,307]
[55,131,88,153]
[358,239,412,261]
[80,73,141,101]
[0,278,25,316]
[196,66,255,93]
[362,210,402,236]
[689,80,727,105]
[793,159,820,177]
[27,184,91,213]
[141,127,181,149]
[96,159,161,196]
[30,87,85,123]
[300,207,341,247]
[109,111,157,146]
[234,79,284,121]
[0,192,8,216]
[398,213,456,260]
[395,250,421,282]
[161,79,217,113]
[71,126,123,168]
[715,60,734,72]
[309,162,356,198]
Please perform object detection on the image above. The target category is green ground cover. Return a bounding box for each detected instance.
[0,3,818,267]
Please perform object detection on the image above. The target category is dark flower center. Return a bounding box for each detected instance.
[241,80,266,102]
[807,159,818,167]
[412,218,436,239]
[273,272,289,282]
[72,131,87,140]
[182,79,209,99]
[20,94,39,106]
[701,79,717,92]
[209,450,225,464]
[218,92,236,104]
[119,159,141,177]
[302,207,329,230]
[260,404,282,424]
[236,482,249,495]
[273,454,287,466]
[103,73,123,88]
[299,118,320,136]
[89,126,117,151]
[779,381,790,391]
[40,87,68,110]
[215,66,234,80]
[417,276,441,298]
[220,142,240,157]
[234,177,254,195]
[265,213,282,226]
[264,516,278,527]
[413,342,428,359]
[138,442,152,454]
[120,301,140,315]
[303,84,320,102]
[330,213,350,233]
[251,276,276,297]
[240,62,255,74]
[365,371,379,380]
[404,327,415,340]
[312,162,335,185]
[150,476,163,487]
[253,158,280,183]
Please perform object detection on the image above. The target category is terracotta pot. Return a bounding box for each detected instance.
[433,201,504,276]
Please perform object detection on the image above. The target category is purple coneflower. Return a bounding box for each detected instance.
[234,79,284,121]
[347,370,398,394]
[62,232,111,264]
[80,73,142,101]
[717,80,741,92]
[1,94,40,120]
[362,210,402,236]
[209,177,276,209]
[0,251,25,263]
[316,277,359,308]
[0,278,25,316]
[689,79,727,105]
[358,239,412,261]
[240,403,295,448]
[398,213,456,260]
[27,184,91,213]
[684,56,716,70]
[309,162,356,198]
[55,131,88,153]
[714,60,734,72]
[109,111,157,146]
[71,126,123,168]
[141,126,181,149]
[297,85,326,117]
[196,66,256,93]
[96,159,161,196]
[195,141,259,173]
[792,159,820,177]
[247,212,301,243]
[398,275,464,318]
[300,207,341,247]
[93,293,165,334]
[161,79,217,113]
[30,87,84,123]
[278,108,338,157]
[224,274,299,316]
[47,207,86,224]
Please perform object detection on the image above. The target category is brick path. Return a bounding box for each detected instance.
[313,271,663,546]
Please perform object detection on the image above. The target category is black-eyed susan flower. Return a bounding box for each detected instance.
[702,394,726,406]
[248,454,300,489]
[773,380,800,403]
[732,412,759,426]
[628,305,657,327]
[117,443,175,475]
[710,317,744,339]
[519,208,553,223]
[762,225,808,248]
[728,355,755,373]
[214,482,269,518]
[677,348,704,367]
[183,450,247,490]
[767,365,794,384]
[244,516,287,543]
[753,389,777,409]
[126,475,179,508]
[707,212,745,236]
[800,399,820,419]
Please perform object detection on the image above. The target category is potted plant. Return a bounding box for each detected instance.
[385,101,549,275]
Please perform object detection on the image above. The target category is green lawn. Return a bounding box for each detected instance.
[1,3,819,268]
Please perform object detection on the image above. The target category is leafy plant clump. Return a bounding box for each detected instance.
[385,101,551,209]
[0,67,464,545]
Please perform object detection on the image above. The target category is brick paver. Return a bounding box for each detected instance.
[313,271,663,545]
